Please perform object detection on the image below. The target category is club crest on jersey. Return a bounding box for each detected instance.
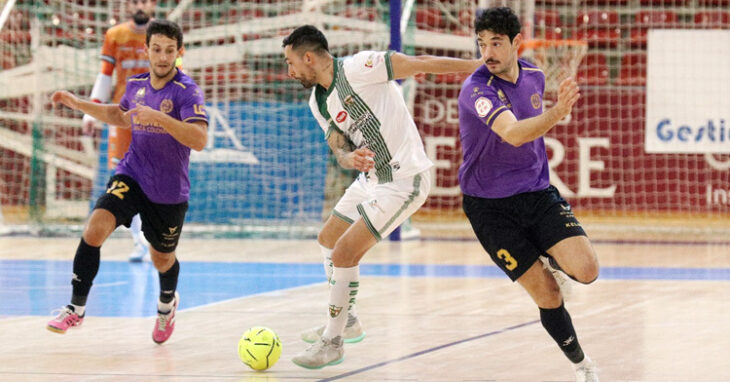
[344,95,354,106]
[160,99,174,114]
[336,110,348,123]
[474,97,492,118]
[531,93,542,109]
[329,304,343,318]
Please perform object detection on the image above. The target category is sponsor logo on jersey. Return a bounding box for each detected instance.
[134,87,146,106]
[160,99,174,114]
[475,97,492,118]
[531,93,542,109]
[336,110,348,123]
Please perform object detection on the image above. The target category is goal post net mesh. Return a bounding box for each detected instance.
[1,0,728,240]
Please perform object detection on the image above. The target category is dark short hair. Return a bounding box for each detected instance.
[281,25,329,55]
[474,7,521,42]
[146,19,183,50]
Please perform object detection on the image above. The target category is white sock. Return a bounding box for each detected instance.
[70,303,85,316]
[574,354,593,368]
[157,298,175,314]
[322,265,359,340]
[320,244,333,282]
[321,245,359,320]
[130,214,146,247]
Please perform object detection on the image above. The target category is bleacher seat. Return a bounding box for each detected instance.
[616,53,647,86]
[639,0,688,5]
[535,0,574,4]
[534,10,564,40]
[580,0,629,4]
[416,7,445,30]
[630,10,678,48]
[694,11,730,29]
[697,0,730,5]
[577,52,609,86]
[574,11,620,48]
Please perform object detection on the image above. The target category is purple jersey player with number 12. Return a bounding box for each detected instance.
[47,19,208,346]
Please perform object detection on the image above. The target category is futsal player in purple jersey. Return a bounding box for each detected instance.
[458,8,600,382]
[46,20,208,345]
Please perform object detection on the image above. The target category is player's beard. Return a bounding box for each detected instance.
[297,71,317,89]
[152,64,175,80]
[132,10,150,26]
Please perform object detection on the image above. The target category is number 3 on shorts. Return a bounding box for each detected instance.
[106,180,130,200]
[497,248,518,271]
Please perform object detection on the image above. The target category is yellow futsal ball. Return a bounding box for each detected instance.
[238,326,282,371]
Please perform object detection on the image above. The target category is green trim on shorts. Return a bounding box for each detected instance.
[356,204,382,241]
[332,209,354,224]
[379,174,422,235]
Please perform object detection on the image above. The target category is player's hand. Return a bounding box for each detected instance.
[350,147,376,172]
[124,104,159,126]
[50,91,79,110]
[555,77,580,117]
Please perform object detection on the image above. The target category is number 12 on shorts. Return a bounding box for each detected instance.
[497,248,518,271]
[106,180,129,200]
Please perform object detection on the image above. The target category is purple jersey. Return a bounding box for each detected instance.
[458,59,549,198]
[116,69,208,204]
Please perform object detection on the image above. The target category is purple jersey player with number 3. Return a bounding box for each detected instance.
[458,7,601,382]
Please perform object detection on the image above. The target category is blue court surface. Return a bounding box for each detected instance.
[3,259,730,317]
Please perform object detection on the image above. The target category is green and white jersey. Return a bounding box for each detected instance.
[308,50,433,183]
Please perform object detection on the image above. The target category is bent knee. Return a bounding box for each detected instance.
[574,263,599,284]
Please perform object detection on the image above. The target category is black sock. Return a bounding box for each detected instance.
[540,302,585,363]
[158,258,180,303]
[70,238,101,306]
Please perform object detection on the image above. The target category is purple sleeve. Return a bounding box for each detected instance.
[459,85,508,130]
[179,86,208,125]
[118,83,131,111]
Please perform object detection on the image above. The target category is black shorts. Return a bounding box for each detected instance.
[462,185,586,281]
[94,174,188,253]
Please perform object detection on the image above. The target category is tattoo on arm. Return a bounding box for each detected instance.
[328,131,356,168]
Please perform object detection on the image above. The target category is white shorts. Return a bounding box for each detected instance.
[332,170,431,241]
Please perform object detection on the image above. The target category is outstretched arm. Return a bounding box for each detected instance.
[51,91,128,127]
[124,105,208,151]
[390,52,482,80]
[491,78,580,147]
[326,129,375,172]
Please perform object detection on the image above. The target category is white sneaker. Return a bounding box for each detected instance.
[129,243,150,263]
[291,336,344,369]
[574,357,599,382]
[540,256,572,299]
[301,315,365,343]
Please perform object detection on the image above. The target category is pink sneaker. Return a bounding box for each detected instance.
[46,306,84,334]
[152,292,179,344]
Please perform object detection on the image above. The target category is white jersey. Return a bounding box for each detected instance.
[308,51,433,183]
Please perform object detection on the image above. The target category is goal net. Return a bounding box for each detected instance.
[1,0,728,240]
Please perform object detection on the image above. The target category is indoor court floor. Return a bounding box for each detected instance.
[1,233,729,381]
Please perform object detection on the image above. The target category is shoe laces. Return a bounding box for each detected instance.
[50,306,76,323]
[156,311,171,331]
